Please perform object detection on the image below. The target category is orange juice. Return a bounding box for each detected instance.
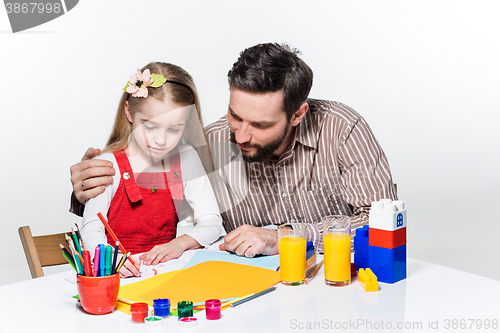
[323,233,351,284]
[279,236,306,283]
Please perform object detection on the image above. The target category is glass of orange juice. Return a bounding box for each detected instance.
[323,215,351,286]
[278,223,307,285]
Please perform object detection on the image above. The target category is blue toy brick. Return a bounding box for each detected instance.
[354,253,369,270]
[354,225,369,255]
[306,241,314,260]
[368,244,406,284]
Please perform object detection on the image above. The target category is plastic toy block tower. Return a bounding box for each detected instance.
[368,199,407,284]
[354,225,369,270]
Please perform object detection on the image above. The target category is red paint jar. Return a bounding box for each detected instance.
[130,303,149,322]
[205,299,221,320]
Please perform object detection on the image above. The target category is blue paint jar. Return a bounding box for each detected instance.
[153,298,170,317]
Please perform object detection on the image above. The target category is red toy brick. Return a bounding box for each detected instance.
[369,227,406,249]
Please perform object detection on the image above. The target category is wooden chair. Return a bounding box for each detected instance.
[18,226,72,279]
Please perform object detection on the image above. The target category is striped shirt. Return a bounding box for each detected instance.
[205,99,397,250]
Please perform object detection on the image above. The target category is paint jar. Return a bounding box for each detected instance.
[323,215,351,286]
[205,299,221,320]
[177,301,193,320]
[76,274,120,315]
[153,298,170,317]
[130,303,149,322]
[278,223,307,285]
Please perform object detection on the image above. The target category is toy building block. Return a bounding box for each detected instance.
[369,244,406,284]
[354,225,369,255]
[358,268,379,292]
[369,227,406,249]
[354,253,369,270]
[305,241,317,276]
[369,200,406,231]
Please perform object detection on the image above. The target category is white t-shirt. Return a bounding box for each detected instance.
[80,144,223,257]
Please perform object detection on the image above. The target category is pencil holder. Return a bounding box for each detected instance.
[77,274,120,315]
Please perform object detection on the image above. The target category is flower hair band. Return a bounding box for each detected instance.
[123,69,193,98]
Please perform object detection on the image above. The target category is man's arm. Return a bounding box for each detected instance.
[69,148,115,216]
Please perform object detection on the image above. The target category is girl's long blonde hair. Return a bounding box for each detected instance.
[103,62,213,174]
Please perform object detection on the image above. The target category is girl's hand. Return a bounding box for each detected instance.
[118,255,141,278]
[139,241,184,266]
[139,235,202,266]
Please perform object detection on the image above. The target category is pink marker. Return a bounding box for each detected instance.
[93,245,100,277]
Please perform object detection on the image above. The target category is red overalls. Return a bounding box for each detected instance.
[106,149,184,254]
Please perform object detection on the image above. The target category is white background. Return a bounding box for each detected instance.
[0,0,499,283]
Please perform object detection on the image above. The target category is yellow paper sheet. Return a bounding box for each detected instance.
[140,261,280,305]
[117,269,184,314]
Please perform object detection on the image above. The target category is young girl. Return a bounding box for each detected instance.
[80,62,223,277]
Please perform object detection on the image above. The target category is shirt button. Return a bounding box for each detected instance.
[290,219,296,223]
[281,192,288,198]
[152,187,157,193]
[123,172,131,180]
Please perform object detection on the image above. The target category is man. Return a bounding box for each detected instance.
[70,43,396,257]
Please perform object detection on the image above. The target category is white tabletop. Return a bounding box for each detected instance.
[1,256,499,333]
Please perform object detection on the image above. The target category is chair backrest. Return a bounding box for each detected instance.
[18,226,71,279]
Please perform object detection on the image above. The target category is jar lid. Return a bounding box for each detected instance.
[179,317,198,327]
[130,302,149,312]
[205,299,221,308]
[177,301,193,310]
[144,316,163,327]
[153,298,170,306]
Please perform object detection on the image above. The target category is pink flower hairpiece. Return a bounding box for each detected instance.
[123,69,167,98]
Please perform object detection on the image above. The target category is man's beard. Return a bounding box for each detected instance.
[230,124,291,162]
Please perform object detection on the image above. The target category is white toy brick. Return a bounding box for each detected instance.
[369,200,406,231]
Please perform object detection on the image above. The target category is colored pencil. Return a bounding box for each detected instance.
[65,234,75,252]
[230,286,277,307]
[58,243,75,265]
[99,244,106,277]
[74,223,83,250]
[59,245,77,272]
[115,251,130,274]
[220,293,255,310]
[111,241,119,274]
[71,229,82,257]
[305,260,324,284]
[93,245,101,277]
[73,250,85,275]
[97,212,134,265]
[83,251,93,276]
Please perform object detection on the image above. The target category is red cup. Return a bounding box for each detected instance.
[77,274,120,315]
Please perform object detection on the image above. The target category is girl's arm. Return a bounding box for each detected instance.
[139,146,223,266]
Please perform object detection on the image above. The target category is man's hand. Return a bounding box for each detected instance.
[70,147,115,204]
[219,224,279,257]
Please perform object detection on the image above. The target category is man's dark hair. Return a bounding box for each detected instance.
[228,43,314,120]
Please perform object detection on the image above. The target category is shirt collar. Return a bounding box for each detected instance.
[294,101,318,150]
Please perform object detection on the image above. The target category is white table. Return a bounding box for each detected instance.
[1,256,499,333]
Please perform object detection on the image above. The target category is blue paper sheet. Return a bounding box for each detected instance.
[182,250,280,271]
